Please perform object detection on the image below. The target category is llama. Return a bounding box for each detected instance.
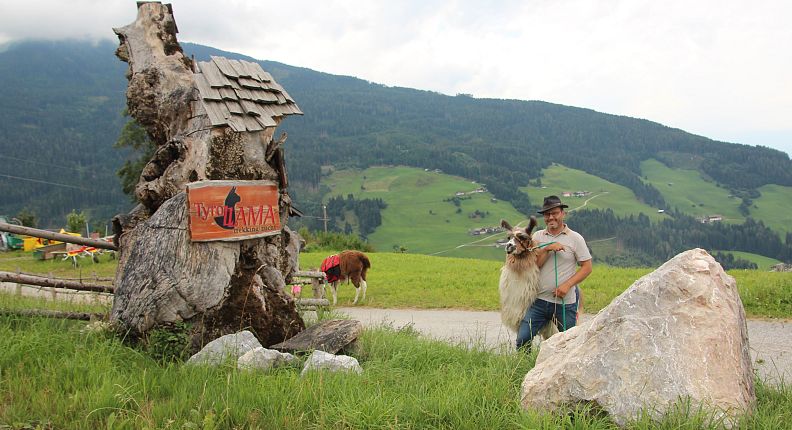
[320,250,371,305]
[498,217,558,342]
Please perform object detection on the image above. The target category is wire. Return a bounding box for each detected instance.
[0,174,88,190]
[0,154,87,172]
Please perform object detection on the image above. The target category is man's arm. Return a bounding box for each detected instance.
[553,259,593,298]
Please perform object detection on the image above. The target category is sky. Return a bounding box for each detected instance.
[2,0,791,156]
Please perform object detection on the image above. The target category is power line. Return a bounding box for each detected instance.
[0,174,88,190]
[0,154,87,172]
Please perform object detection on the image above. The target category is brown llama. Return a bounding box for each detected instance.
[320,250,371,305]
[499,217,557,343]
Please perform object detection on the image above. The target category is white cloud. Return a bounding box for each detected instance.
[1,0,790,155]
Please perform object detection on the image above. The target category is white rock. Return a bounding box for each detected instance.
[186,330,262,366]
[521,249,755,427]
[300,350,362,376]
[238,347,295,371]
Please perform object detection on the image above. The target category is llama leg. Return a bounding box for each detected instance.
[361,279,367,302]
[331,282,338,306]
[353,285,360,304]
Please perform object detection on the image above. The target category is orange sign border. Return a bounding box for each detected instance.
[187,180,281,242]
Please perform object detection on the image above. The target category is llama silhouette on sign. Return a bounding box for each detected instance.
[213,186,241,229]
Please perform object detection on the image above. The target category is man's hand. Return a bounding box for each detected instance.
[543,242,565,252]
[553,283,572,298]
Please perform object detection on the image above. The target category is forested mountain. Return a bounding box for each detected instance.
[0,40,790,264]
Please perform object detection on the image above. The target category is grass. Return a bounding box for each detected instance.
[2,297,791,429]
[522,163,668,221]
[323,166,524,259]
[752,184,792,237]
[712,250,782,272]
[3,249,791,318]
[640,159,744,222]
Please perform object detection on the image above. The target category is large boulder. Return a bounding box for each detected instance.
[521,248,755,427]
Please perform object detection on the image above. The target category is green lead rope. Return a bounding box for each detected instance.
[535,241,566,331]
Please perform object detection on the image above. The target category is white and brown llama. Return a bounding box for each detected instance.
[321,250,371,305]
[498,217,558,342]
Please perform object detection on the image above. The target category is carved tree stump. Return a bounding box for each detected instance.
[111,2,304,350]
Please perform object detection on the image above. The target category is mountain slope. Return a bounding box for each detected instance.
[0,40,789,239]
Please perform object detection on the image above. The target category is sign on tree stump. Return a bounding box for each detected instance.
[187,180,281,242]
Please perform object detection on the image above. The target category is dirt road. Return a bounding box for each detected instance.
[338,307,791,385]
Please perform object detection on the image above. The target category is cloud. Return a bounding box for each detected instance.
[1,0,790,155]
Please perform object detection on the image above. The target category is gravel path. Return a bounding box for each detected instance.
[338,307,792,386]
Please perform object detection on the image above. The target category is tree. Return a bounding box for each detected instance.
[15,208,37,228]
[66,210,87,234]
[114,110,155,199]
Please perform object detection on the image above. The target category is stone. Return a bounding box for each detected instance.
[238,347,297,371]
[270,319,363,354]
[521,249,755,427]
[300,350,362,376]
[186,330,262,366]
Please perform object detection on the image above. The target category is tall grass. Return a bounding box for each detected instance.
[2,302,789,429]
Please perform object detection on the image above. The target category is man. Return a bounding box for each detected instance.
[516,195,593,350]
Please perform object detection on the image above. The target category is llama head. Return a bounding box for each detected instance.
[500,217,538,255]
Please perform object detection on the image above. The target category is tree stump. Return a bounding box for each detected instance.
[110,2,304,350]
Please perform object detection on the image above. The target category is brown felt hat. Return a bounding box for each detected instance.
[537,195,569,214]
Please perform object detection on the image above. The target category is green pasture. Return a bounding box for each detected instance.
[640,159,744,222]
[2,249,791,318]
[713,250,782,271]
[324,166,523,259]
[522,163,668,221]
[752,184,792,237]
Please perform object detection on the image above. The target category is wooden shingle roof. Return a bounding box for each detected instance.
[195,56,302,132]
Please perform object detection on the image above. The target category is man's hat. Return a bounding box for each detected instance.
[537,195,569,214]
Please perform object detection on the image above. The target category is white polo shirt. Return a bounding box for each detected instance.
[532,224,591,304]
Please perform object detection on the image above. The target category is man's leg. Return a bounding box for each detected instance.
[516,300,551,351]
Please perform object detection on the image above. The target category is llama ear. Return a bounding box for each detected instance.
[526,216,537,234]
[500,219,513,231]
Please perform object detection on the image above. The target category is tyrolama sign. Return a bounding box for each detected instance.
[187,180,281,242]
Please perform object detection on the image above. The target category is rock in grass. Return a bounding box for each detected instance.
[300,350,362,376]
[521,248,755,427]
[238,347,297,371]
[187,330,262,366]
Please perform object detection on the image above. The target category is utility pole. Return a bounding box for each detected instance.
[322,205,328,233]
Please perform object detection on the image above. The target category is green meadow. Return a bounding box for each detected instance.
[324,166,524,259]
[752,184,792,237]
[639,159,744,221]
[522,163,668,221]
[713,250,782,272]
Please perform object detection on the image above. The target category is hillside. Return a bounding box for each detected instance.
[0,40,790,264]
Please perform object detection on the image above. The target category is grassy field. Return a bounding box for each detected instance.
[522,163,668,222]
[752,184,792,237]
[3,305,789,429]
[2,250,792,428]
[324,166,523,259]
[640,159,744,222]
[713,250,782,271]
[3,250,791,318]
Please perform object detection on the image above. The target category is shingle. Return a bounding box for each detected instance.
[228,59,251,78]
[212,56,238,78]
[255,114,278,128]
[275,93,287,104]
[194,73,222,101]
[238,76,262,89]
[234,86,255,101]
[240,99,261,116]
[251,89,279,103]
[219,87,237,101]
[242,114,263,131]
[203,101,227,126]
[225,100,244,115]
[199,61,233,88]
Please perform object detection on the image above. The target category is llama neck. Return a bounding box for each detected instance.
[505,253,537,272]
